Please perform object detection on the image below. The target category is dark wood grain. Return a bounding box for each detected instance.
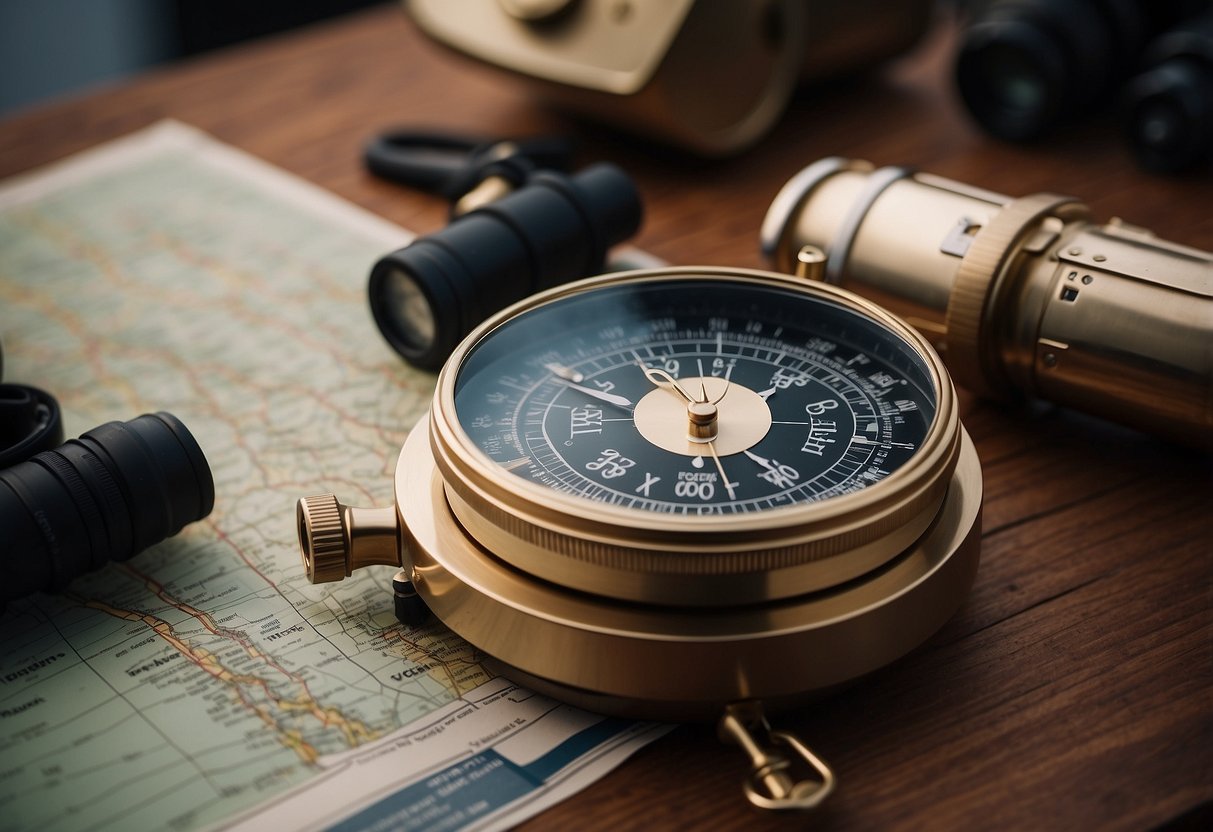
[2,6,1209,830]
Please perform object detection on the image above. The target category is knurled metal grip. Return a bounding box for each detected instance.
[944,193,1090,397]
[297,494,403,583]
[298,494,349,583]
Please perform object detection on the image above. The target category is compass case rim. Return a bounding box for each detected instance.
[430,267,963,605]
[398,424,983,717]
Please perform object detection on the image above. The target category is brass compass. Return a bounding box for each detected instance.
[298,266,982,809]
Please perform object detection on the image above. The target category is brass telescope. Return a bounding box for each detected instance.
[762,158,1213,448]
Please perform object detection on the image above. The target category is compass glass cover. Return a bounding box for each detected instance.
[453,277,936,515]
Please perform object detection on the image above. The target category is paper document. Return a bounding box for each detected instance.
[0,121,667,832]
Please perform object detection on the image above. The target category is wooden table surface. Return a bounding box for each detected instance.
[2,5,1209,830]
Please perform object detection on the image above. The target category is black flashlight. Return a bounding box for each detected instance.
[368,162,643,370]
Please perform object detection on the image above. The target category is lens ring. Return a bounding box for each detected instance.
[60,441,133,564]
[38,450,109,570]
[956,18,1070,140]
[944,194,1090,396]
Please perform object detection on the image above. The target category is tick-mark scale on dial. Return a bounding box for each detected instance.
[454,279,935,514]
[851,436,917,450]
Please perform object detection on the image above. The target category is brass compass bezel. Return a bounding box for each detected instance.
[430,267,962,605]
[399,414,982,717]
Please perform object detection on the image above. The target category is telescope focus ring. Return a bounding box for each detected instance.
[945,193,1088,397]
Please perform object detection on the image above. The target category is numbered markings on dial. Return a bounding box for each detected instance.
[453,279,936,513]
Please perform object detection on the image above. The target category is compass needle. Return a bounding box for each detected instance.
[564,379,634,410]
[705,439,739,500]
[639,362,697,403]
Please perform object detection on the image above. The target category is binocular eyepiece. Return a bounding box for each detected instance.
[1122,9,1213,172]
[0,403,214,603]
[956,0,1213,171]
[368,162,643,369]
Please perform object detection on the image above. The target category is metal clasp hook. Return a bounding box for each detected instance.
[718,701,836,811]
[363,129,575,216]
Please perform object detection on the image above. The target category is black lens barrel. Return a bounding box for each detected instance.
[1123,9,1213,172]
[0,412,214,602]
[955,0,1208,141]
[956,0,1143,140]
[369,162,643,369]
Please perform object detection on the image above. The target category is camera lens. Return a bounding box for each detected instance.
[1123,10,1213,172]
[0,412,214,602]
[982,52,1047,114]
[956,0,1148,140]
[1128,85,1198,168]
[958,21,1066,140]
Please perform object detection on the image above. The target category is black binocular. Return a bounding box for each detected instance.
[0,360,214,604]
[957,0,1213,172]
[363,132,643,370]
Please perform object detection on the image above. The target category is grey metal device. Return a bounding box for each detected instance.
[403,0,935,155]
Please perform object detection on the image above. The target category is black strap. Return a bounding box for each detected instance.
[364,129,574,202]
[0,384,64,470]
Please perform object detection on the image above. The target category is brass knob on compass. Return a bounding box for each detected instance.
[297,494,402,583]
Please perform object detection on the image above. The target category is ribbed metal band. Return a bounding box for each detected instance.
[298,493,349,583]
[759,157,855,263]
[823,165,915,285]
[944,193,1088,397]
